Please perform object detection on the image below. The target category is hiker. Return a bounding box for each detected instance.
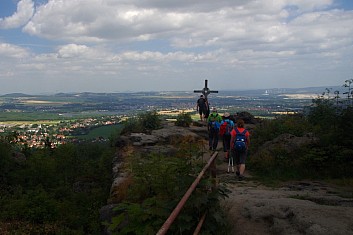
[230,118,250,180]
[230,112,237,123]
[207,107,222,151]
[219,112,235,160]
[196,95,208,121]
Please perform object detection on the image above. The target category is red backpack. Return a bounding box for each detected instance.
[219,121,232,136]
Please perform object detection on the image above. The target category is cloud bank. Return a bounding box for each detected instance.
[0,0,352,93]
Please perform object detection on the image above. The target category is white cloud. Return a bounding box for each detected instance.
[21,0,353,56]
[0,43,30,58]
[57,44,92,58]
[1,0,353,93]
[0,0,34,29]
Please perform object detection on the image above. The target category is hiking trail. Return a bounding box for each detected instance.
[211,148,353,235]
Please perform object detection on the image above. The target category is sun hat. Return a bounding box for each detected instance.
[224,112,230,118]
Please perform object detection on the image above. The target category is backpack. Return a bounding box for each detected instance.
[219,120,232,136]
[234,128,248,152]
[197,98,206,109]
[208,114,219,130]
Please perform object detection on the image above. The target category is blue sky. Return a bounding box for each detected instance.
[0,0,353,94]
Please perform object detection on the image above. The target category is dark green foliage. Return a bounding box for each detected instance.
[308,98,336,127]
[336,107,353,147]
[249,90,353,181]
[109,149,229,234]
[0,141,16,185]
[0,142,114,234]
[139,111,162,131]
[121,111,162,134]
[250,114,310,153]
[175,112,193,127]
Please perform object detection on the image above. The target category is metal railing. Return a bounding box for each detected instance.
[156,151,219,235]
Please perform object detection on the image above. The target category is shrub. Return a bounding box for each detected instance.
[121,111,161,134]
[139,111,161,131]
[175,112,193,127]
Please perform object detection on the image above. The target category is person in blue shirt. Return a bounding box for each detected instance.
[220,112,235,159]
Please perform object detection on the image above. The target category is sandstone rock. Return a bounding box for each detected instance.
[100,120,210,232]
[261,133,318,153]
[223,182,353,235]
[234,111,260,124]
[129,133,159,146]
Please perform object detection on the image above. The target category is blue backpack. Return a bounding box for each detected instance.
[234,129,248,152]
[208,114,220,130]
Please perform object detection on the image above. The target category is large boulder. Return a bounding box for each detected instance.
[261,133,318,154]
[233,111,259,124]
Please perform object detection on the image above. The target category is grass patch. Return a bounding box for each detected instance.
[0,112,67,121]
[76,124,123,140]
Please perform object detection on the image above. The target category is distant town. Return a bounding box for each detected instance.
[0,86,344,149]
[0,115,123,148]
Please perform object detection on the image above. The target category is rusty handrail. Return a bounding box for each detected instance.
[156,151,218,235]
[193,212,207,235]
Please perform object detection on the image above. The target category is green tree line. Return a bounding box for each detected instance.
[0,141,114,234]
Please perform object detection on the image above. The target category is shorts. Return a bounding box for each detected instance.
[199,108,207,116]
[232,149,247,164]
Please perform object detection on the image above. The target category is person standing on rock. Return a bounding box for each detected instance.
[230,118,250,180]
[207,107,222,151]
[196,95,208,122]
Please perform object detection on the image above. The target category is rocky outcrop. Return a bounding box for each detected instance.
[261,133,319,153]
[223,180,353,235]
[100,121,209,234]
[232,111,260,124]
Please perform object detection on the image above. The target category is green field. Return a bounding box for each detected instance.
[0,112,65,121]
[76,124,123,140]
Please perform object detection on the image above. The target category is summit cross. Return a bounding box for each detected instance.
[194,79,218,99]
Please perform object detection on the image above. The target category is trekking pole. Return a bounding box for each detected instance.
[227,156,230,173]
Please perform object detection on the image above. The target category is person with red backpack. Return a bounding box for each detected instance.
[230,118,250,180]
[219,112,234,160]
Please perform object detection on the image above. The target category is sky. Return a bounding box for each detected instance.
[0,0,353,94]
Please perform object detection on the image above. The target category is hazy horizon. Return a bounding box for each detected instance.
[0,84,345,96]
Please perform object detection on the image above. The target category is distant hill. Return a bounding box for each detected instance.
[0,86,345,97]
[220,86,344,95]
[1,93,35,98]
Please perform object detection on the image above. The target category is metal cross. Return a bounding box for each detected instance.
[194,79,218,99]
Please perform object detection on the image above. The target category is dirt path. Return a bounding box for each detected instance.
[212,151,353,235]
